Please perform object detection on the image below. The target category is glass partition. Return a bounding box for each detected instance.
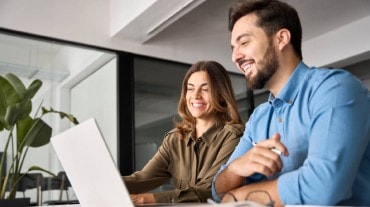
[0,30,117,204]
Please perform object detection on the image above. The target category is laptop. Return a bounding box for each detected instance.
[51,118,265,207]
[51,118,135,207]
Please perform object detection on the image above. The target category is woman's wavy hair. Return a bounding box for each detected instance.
[175,60,243,138]
[229,0,302,59]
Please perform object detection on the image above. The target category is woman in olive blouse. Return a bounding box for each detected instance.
[123,60,244,204]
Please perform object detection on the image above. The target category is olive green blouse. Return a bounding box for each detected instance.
[123,123,244,203]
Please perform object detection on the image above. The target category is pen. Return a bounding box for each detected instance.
[252,141,283,155]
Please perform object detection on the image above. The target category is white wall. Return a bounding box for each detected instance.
[303,16,370,67]
[1,0,369,73]
[70,58,118,164]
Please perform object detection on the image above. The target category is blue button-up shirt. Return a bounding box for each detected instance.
[212,62,370,205]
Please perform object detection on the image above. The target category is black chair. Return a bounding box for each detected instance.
[41,171,74,205]
[6,173,43,206]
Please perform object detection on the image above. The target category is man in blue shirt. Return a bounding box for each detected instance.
[212,0,370,206]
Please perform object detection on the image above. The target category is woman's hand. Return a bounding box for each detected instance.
[130,193,156,204]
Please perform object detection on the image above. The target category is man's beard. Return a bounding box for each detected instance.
[246,44,279,90]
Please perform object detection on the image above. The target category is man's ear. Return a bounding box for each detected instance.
[275,28,291,51]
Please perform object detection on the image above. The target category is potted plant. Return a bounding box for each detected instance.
[0,73,78,205]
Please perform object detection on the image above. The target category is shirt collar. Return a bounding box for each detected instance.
[268,61,309,104]
[186,123,224,147]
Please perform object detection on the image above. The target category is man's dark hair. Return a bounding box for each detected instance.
[229,0,302,59]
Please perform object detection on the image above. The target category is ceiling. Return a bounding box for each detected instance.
[1,0,370,80]
[118,0,370,44]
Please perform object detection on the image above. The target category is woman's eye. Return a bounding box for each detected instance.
[187,88,194,91]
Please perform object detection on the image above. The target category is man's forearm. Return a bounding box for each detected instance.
[214,166,245,198]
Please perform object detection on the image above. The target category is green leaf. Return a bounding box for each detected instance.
[0,75,21,117]
[0,77,10,117]
[42,107,80,125]
[27,166,56,177]
[17,117,52,148]
[24,79,42,100]
[0,117,7,131]
[4,73,27,99]
[16,116,33,145]
[5,100,32,126]
[0,73,32,131]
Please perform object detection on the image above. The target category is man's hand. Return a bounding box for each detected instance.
[229,133,288,178]
[214,133,288,203]
[130,193,156,204]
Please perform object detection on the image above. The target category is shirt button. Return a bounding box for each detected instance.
[278,117,283,123]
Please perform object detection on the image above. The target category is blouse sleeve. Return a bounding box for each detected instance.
[123,134,173,193]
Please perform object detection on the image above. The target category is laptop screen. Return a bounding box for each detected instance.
[51,118,134,207]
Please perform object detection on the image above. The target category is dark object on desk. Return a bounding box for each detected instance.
[4,173,42,206]
[41,171,78,205]
[40,199,80,205]
[2,171,78,206]
[16,173,43,206]
[0,197,30,207]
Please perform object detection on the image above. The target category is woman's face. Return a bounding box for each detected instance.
[186,71,214,122]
